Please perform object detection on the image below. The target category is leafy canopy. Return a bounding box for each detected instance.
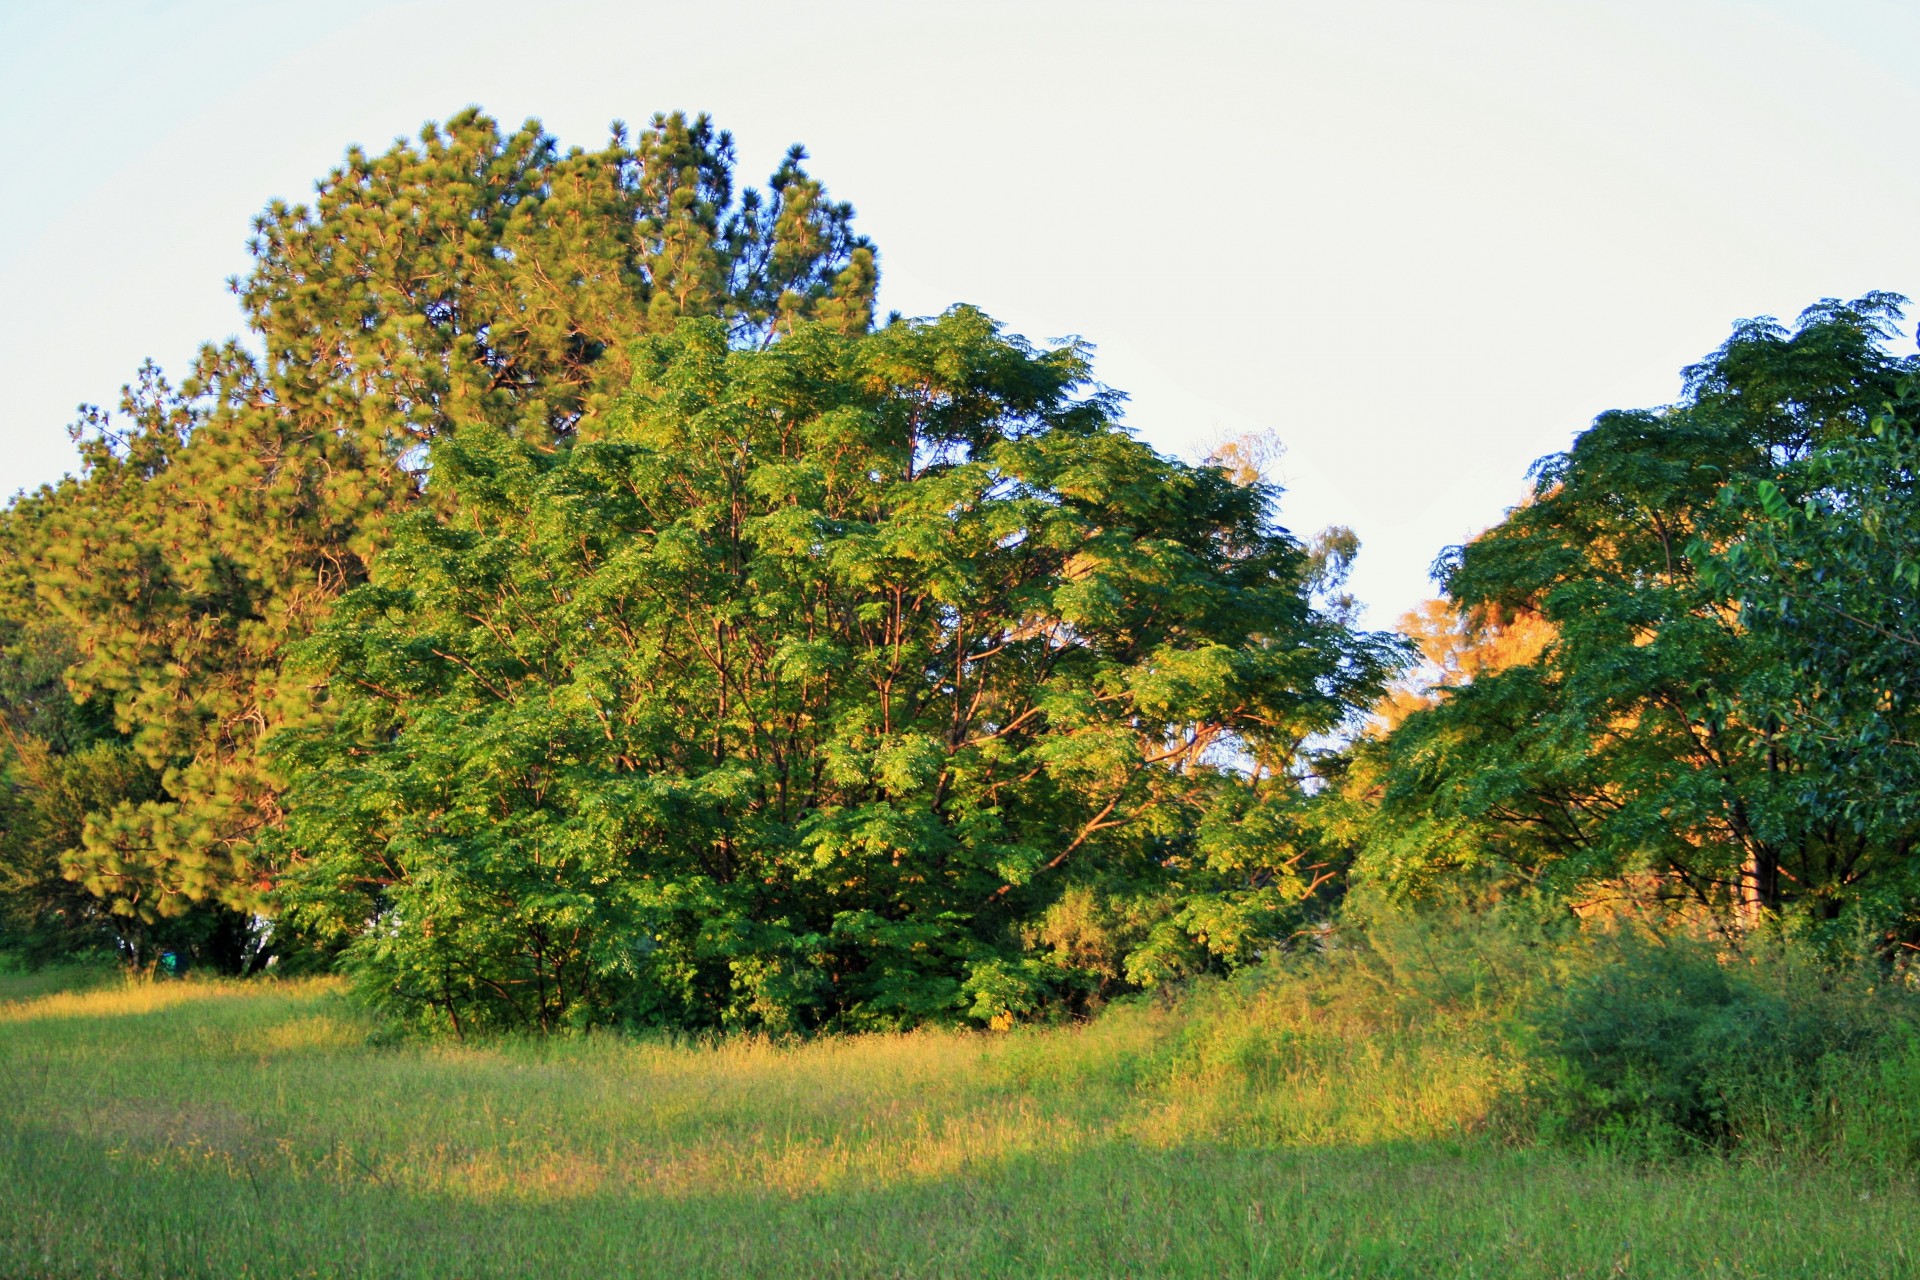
[270,310,1401,1033]
[1365,294,1920,931]
[1702,369,1920,917]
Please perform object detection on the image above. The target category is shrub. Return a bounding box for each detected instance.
[1516,931,1913,1155]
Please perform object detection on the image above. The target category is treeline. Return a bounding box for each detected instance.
[2,108,1916,1035]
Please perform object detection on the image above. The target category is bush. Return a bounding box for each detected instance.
[1516,931,1914,1156]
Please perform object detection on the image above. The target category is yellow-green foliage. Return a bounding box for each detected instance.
[3,955,1918,1278]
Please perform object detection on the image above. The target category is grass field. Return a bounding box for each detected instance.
[1,966,1915,1279]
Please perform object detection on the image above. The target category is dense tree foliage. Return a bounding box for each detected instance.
[1365,295,1920,934]
[0,110,874,968]
[1702,371,1920,923]
[267,311,1400,1033]
[6,99,1918,1040]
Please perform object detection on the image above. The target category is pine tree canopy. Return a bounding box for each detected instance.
[0,110,877,967]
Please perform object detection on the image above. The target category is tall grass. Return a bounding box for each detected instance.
[2,924,1916,1278]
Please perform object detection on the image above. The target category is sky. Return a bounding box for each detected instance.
[3,0,1918,627]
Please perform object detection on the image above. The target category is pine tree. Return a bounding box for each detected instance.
[1,110,876,966]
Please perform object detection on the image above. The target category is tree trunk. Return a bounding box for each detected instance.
[1741,844,1781,928]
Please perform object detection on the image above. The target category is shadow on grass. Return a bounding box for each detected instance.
[0,961,125,1009]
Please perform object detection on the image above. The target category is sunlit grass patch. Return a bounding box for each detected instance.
[0,974,342,1025]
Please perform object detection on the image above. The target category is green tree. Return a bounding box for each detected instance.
[0,614,151,964]
[1367,294,1919,928]
[1,109,875,967]
[1703,371,1920,932]
[268,310,1401,1033]
[0,501,247,967]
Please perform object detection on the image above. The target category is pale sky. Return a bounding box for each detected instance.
[3,0,1917,627]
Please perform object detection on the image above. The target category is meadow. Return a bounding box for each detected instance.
[3,943,1917,1280]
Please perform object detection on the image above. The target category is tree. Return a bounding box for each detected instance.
[1703,371,1920,931]
[267,310,1401,1033]
[1368,294,1919,927]
[0,109,876,966]
[0,614,152,963]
